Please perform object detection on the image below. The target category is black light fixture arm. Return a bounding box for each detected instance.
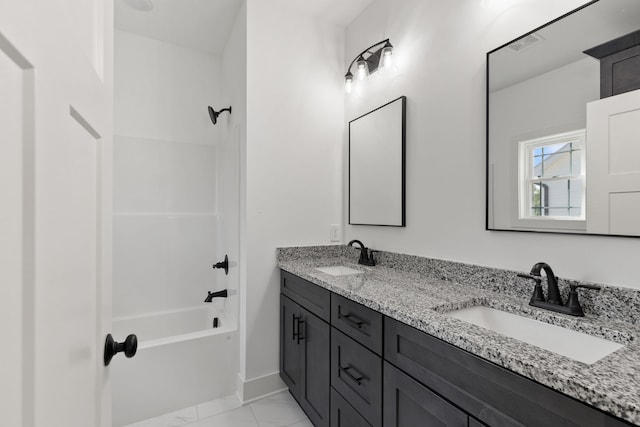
[345,38,391,77]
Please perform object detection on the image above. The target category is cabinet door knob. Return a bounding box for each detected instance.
[104,333,138,366]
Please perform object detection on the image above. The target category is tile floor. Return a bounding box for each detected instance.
[125,391,312,427]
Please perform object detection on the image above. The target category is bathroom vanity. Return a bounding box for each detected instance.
[278,246,640,427]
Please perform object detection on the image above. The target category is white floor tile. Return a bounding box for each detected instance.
[187,406,258,427]
[196,394,242,419]
[249,391,307,427]
[125,406,198,427]
[125,390,311,427]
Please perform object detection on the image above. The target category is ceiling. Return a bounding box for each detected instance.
[489,0,640,92]
[270,0,373,26]
[115,0,373,56]
[114,0,243,55]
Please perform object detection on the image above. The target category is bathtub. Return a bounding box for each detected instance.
[111,304,238,426]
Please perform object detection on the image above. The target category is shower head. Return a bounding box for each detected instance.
[208,106,232,125]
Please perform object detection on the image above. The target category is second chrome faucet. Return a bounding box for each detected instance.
[518,262,600,317]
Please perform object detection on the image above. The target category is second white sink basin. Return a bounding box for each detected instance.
[446,306,624,365]
[315,266,363,276]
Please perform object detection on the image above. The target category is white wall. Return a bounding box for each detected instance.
[490,57,598,230]
[113,30,222,317]
[243,0,344,387]
[344,0,640,290]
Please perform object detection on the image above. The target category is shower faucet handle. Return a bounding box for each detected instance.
[212,254,229,275]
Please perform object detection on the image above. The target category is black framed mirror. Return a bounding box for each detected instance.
[349,96,406,227]
[487,0,640,237]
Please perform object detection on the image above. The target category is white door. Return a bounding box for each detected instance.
[0,1,114,426]
[586,89,640,235]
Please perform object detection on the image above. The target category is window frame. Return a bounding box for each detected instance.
[518,129,586,221]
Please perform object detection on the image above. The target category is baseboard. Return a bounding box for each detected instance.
[236,371,287,404]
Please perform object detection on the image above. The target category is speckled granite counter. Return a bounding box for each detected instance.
[277,245,640,425]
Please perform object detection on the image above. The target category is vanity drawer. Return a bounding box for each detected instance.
[384,317,632,427]
[383,362,468,427]
[330,388,371,427]
[331,293,383,355]
[281,270,330,322]
[331,328,382,427]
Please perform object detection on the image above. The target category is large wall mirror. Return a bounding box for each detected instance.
[487,0,640,236]
[349,96,406,226]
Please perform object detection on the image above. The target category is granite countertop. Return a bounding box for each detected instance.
[278,253,640,425]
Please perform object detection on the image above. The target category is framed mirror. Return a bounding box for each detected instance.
[349,96,406,226]
[487,0,640,236]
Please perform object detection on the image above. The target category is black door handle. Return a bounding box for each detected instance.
[292,314,300,340]
[104,333,138,366]
[297,319,306,343]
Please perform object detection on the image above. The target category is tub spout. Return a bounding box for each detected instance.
[204,289,228,303]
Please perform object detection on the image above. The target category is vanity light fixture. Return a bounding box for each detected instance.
[345,39,393,93]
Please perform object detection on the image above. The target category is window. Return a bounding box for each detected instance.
[518,130,586,220]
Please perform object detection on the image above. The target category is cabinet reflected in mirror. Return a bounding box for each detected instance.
[349,96,406,227]
[487,0,640,236]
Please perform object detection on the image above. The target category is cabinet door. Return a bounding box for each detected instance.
[299,307,331,427]
[384,362,467,427]
[280,295,301,397]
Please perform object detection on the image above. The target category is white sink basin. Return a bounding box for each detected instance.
[315,266,363,276]
[445,306,624,365]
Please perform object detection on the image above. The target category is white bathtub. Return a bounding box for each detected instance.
[111,305,238,426]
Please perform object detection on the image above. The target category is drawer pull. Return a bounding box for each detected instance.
[340,365,364,385]
[340,312,365,329]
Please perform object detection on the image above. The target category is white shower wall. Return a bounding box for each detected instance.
[113,30,222,318]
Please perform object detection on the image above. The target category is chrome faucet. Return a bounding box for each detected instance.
[348,240,376,266]
[518,262,600,317]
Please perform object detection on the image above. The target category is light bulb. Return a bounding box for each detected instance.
[345,72,353,93]
[356,56,368,80]
[382,50,392,68]
[379,42,393,70]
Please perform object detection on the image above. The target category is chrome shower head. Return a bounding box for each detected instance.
[208,105,232,125]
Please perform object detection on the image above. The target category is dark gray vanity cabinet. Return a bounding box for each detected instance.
[280,272,331,427]
[385,317,633,427]
[280,270,634,427]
